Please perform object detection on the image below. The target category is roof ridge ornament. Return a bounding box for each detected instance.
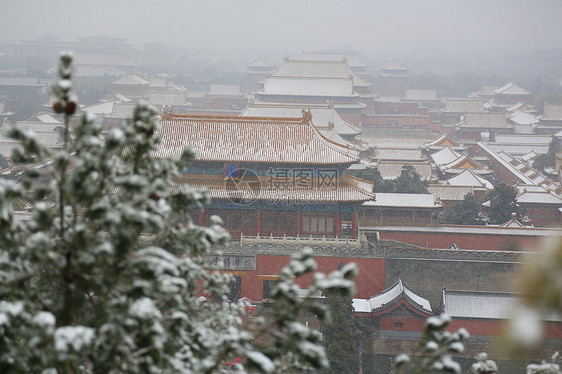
[161,105,173,118]
[301,109,312,123]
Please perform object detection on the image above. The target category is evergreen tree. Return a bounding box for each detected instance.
[534,136,560,172]
[392,314,469,374]
[393,165,429,194]
[484,182,524,224]
[347,165,428,194]
[346,168,394,192]
[0,53,356,373]
[321,263,360,374]
[440,193,483,225]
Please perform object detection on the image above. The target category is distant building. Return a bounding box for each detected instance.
[363,96,431,133]
[537,104,562,135]
[440,99,484,127]
[474,142,558,192]
[239,101,364,149]
[515,187,562,226]
[297,51,370,77]
[441,290,562,353]
[252,58,368,122]
[375,59,409,97]
[0,77,46,98]
[492,82,531,107]
[360,193,442,225]
[353,279,432,370]
[204,84,247,112]
[244,56,277,90]
[155,111,375,239]
[456,112,512,141]
[110,73,150,99]
[427,185,480,211]
[0,113,63,157]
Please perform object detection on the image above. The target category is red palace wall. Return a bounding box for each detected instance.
[238,255,385,301]
[380,316,427,332]
[376,230,543,250]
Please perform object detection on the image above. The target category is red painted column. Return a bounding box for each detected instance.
[198,210,204,226]
[352,211,358,240]
[256,211,262,235]
[296,211,301,236]
[335,212,341,237]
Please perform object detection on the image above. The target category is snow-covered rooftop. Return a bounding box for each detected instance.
[494,82,530,96]
[427,185,476,201]
[460,112,509,129]
[106,102,137,119]
[509,110,540,126]
[381,59,408,72]
[446,169,493,189]
[0,77,44,87]
[372,147,424,161]
[260,76,357,97]
[240,101,360,135]
[431,147,460,166]
[83,102,115,116]
[444,99,484,113]
[363,193,440,208]
[248,56,277,69]
[149,92,190,106]
[477,142,537,185]
[111,73,149,86]
[353,279,431,315]
[543,104,562,121]
[376,161,432,181]
[442,290,560,321]
[439,154,491,176]
[405,89,437,102]
[269,58,372,87]
[156,112,360,164]
[297,51,368,69]
[517,190,562,205]
[177,173,375,203]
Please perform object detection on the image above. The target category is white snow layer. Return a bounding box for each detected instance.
[54,326,95,352]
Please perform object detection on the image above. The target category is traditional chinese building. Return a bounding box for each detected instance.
[441,290,562,355]
[515,187,562,226]
[155,111,375,239]
[456,112,513,141]
[353,279,433,373]
[374,59,409,97]
[297,51,370,77]
[360,193,442,225]
[239,100,363,147]
[252,58,368,123]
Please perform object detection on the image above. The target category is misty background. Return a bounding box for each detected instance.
[1,0,562,114]
[2,0,561,57]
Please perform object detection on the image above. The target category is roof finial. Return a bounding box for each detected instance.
[162,105,173,118]
[301,109,312,123]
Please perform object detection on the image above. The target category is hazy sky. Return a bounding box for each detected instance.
[2,0,562,56]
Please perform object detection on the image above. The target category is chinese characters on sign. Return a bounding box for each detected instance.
[206,254,256,271]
